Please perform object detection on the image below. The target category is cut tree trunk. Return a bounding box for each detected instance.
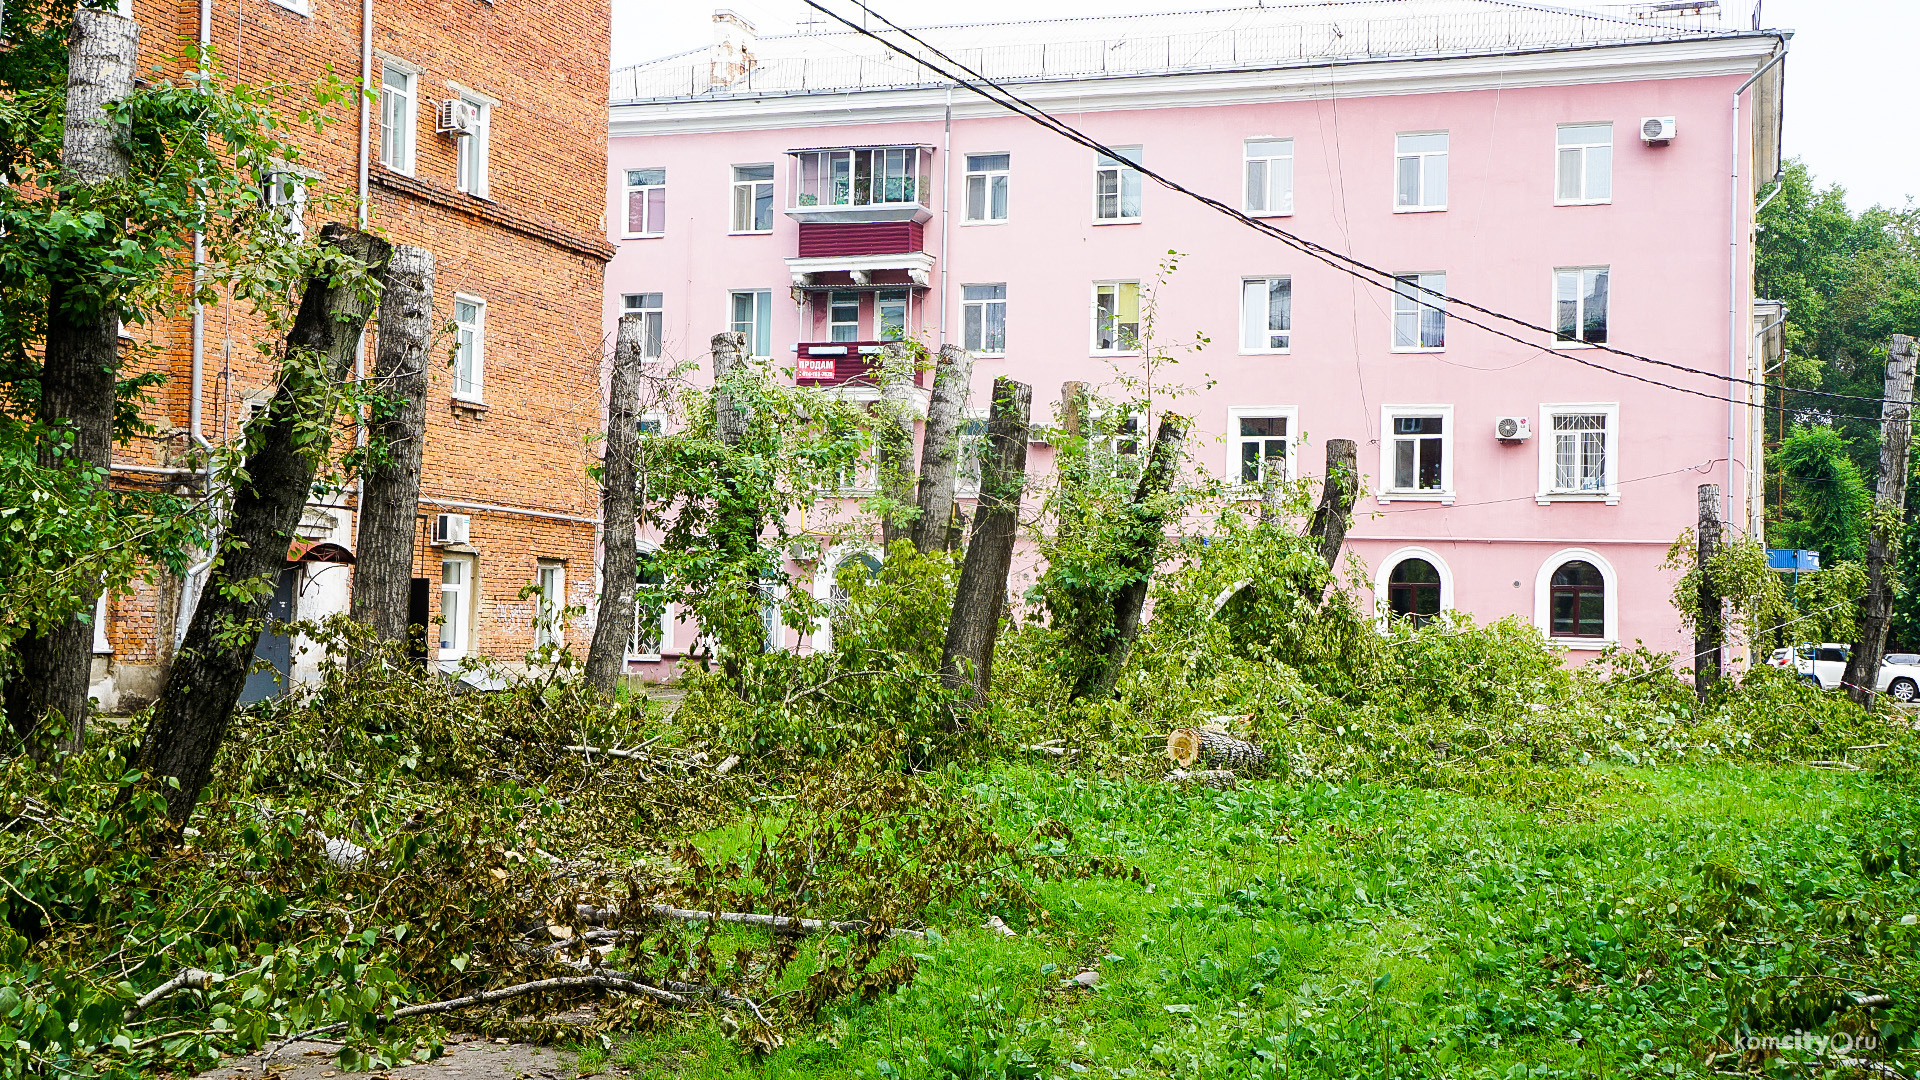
[135,224,392,824]
[877,342,917,549]
[1305,439,1359,571]
[911,344,975,555]
[4,9,140,759]
[348,244,433,648]
[711,331,750,448]
[1694,484,1721,701]
[1071,413,1187,702]
[1166,727,1267,771]
[940,378,1031,712]
[584,313,648,695]
[1845,335,1917,706]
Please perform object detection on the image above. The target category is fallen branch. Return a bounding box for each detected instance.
[134,968,220,1010]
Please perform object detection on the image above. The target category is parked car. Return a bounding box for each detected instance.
[1766,643,1920,701]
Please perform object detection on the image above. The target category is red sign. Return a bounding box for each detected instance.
[797,356,838,382]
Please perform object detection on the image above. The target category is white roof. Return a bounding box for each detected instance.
[613,0,1759,103]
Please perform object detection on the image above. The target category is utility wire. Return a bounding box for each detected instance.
[796,0,1895,421]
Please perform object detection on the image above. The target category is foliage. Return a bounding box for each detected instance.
[1768,425,1874,567]
[1664,531,1867,657]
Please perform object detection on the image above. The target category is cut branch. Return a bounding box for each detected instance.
[134,968,219,1011]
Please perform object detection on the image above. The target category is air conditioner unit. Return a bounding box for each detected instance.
[1495,416,1532,441]
[1640,116,1678,144]
[436,99,481,137]
[430,513,470,545]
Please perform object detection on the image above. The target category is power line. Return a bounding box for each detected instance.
[796,0,1895,422]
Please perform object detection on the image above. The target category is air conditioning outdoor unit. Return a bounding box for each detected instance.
[1640,116,1678,143]
[436,99,481,137]
[1495,416,1532,441]
[430,513,470,545]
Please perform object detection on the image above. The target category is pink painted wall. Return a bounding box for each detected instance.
[605,69,1759,666]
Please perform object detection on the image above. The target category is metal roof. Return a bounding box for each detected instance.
[612,0,1756,104]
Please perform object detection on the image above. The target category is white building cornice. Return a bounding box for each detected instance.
[609,35,1784,138]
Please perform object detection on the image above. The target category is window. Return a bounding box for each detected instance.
[1240,277,1292,352]
[1556,123,1613,204]
[1553,266,1610,345]
[964,153,1009,222]
[1394,132,1448,211]
[1549,561,1605,638]
[438,556,472,660]
[729,289,773,358]
[1093,146,1143,222]
[452,296,485,402]
[1387,558,1443,627]
[262,170,308,240]
[624,168,666,237]
[962,284,1006,355]
[455,95,490,198]
[638,411,665,437]
[1538,404,1619,500]
[1109,412,1142,457]
[731,164,774,232]
[1380,406,1452,500]
[628,552,670,660]
[1093,281,1141,353]
[955,410,990,496]
[621,292,664,360]
[378,63,415,173]
[826,291,860,343]
[1244,138,1294,216]
[1230,409,1294,489]
[877,289,908,341]
[534,561,565,650]
[815,549,883,653]
[791,147,927,208]
[1392,272,1446,350]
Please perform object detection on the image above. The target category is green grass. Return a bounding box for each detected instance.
[613,763,1919,1079]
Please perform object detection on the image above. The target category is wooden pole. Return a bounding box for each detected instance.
[876,342,917,549]
[1305,439,1358,571]
[910,344,974,554]
[1695,484,1722,700]
[1844,335,1917,706]
[1071,413,1187,701]
[940,378,1031,712]
[5,10,141,757]
[136,224,391,824]
[584,314,648,696]
[349,244,433,648]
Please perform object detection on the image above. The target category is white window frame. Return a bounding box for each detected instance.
[534,561,565,650]
[1243,137,1294,217]
[1393,131,1448,213]
[1226,405,1297,495]
[452,294,486,403]
[620,293,665,361]
[1377,404,1455,503]
[963,153,1010,224]
[1533,547,1618,650]
[264,0,312,14]
[1372,546,1455,623]
[1239,276,1292,354]
[627,544,673,661]
[1091,280,1143,355]
[1537,402,1620,504]
[876,289,909,342]
[1391,272,1446,352]
[1555,122,1614,206]
[954,407,991,498]
[962,284,1006,356]
[1093,146,1143,224]
[262,169,309,240]
[810,545,884,654]
[623,167,667,239]
[1552,265,1611,348]
[729,289,774,358]
[438,555,473,662]
[454,96,491,199]
[378,62,417,175]
[730,163,775,234]
[826,290,861,343]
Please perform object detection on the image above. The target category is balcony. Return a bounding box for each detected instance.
[786,145,934,225]
[795,341,890,387]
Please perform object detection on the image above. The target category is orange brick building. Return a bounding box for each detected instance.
[99,0,612,708]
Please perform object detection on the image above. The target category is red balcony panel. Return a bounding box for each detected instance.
[795,341,887,386]
[797,220,925,258]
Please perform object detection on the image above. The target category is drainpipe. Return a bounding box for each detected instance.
[938,86,951,347]
[357,0,371,228]
[1727,39,1788,531]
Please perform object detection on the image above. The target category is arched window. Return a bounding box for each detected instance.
[1549,560,1605,638]
[1387,558,1442,626]
[830,552,883,606]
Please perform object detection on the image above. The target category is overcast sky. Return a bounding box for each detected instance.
[609,0,1915,212]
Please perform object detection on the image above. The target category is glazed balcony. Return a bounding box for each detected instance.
[786,145,934,224]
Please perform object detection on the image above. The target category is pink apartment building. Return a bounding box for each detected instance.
[603,0,1787,674]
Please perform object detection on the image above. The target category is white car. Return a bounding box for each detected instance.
[1766,643,1920,701]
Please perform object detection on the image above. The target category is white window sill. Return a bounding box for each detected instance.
[969,351,1007,360]
[1536,491,1619,505]
[1552,339,1604,350]
[453,395,488,408]
[626,653,664,663]
[1554,199,1612,207]
[1378,491,1454,504]
[1390,346,1446,354]
[1245,210,1294,218]
[1239,347,1292,356]
[960,219,1010,227]
[1091,218,1142,226]
[621,232,665,240]
[1394,205,1447,214]
[728,230,773,236]
[1551,636,1615,652]
[1091,351,1143,358]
